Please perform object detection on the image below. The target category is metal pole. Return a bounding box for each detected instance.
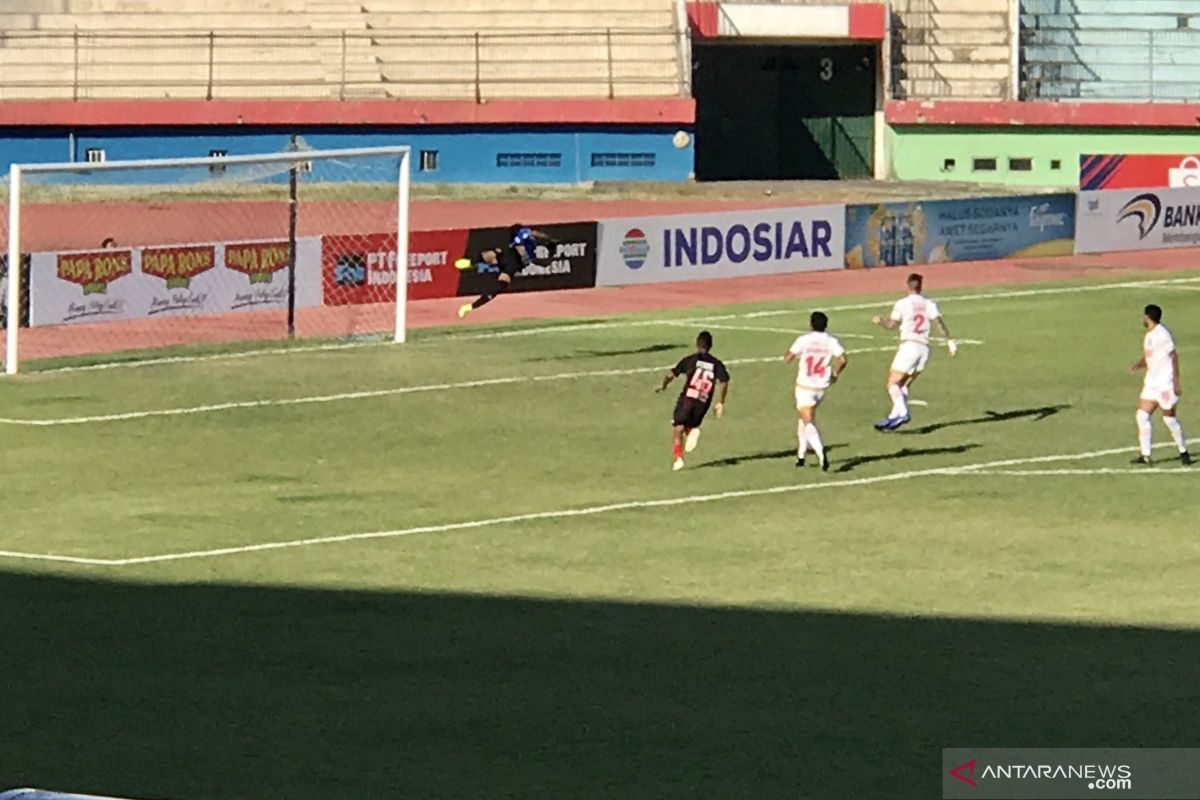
[207,31,215,100]
[1007,0,1019,100]
[72,30,80,101]
[286,135,299,339]
[6,166,23,375]
[393,150,409,344]
[606,29,615,99]
[473,31,482,103]
[340,30,348,100]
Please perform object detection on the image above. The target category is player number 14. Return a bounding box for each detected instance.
[804,356,827,378]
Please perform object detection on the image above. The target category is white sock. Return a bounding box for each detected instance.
[804,423,824,459]
[797,418,808,457]
[888,384,908,418]
[1136,408,1153,456]
[1163,414,1187,453]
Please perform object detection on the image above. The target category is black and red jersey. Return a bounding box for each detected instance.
[673,352,730,409]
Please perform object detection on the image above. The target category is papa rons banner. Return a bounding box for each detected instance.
[29,238,321,326]
[1076,186,1200,254]
[1080,154,1200,190]
[0,253,31,328]
[844,194,1075,268]
[596,205,844,286]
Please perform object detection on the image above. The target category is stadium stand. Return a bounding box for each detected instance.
[1021,0,1200,101]
[0,0,685,100]
[890,0,1014,99]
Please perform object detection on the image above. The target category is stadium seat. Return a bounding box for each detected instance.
[891,0,1013,99]
[0,0,684,101]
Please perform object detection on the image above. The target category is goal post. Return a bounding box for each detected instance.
[3,144,412,374]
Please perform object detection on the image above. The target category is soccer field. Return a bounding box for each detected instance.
[2,269,1199,799]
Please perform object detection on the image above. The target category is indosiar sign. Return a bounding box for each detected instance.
[595,205,845,286]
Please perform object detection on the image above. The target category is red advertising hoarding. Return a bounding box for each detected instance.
[1080,154,1200,190]
[321,229,467,305]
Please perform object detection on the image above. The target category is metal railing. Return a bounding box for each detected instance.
[1021,25,1200,101]
[0,29,685,101]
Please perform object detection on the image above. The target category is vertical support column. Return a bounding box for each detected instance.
[6,166,23,375]
[393,150,410,345]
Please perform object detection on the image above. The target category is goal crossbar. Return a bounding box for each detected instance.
[5,145,412,374]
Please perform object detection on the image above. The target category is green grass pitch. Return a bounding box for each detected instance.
[1,270,1199,799]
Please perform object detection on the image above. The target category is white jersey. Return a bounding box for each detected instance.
[1143,324,1177,389]
[890,294,941,345]
[789,331,845,390]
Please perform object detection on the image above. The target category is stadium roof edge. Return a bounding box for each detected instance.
[0,97,696,128]
[887,99,1200,129]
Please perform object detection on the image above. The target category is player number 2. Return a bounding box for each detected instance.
[912,313,926,333]
[804,356,827,378]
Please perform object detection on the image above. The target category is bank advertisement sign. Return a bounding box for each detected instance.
[596,205,845,286]
[1076,186,1200,254]
[844,194,1076,268]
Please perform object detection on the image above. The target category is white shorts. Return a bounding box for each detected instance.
[795,386,825,409]
[890,341,930,375]
[1141,384,1179,410]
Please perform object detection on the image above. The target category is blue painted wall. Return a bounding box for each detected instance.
[0,125,694,183]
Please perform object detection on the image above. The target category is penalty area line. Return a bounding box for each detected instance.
[2,438,1192,568]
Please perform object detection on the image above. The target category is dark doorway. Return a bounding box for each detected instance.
[693,42,877,180]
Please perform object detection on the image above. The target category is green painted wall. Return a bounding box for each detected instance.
[887,125,1200,187]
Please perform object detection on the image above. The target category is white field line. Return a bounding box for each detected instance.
[451,276,1200,341]
[1,438,1194,568]
[0,345,920,427]
[968,467,1192,476]
[661,322,882,339]
[36,341,386,376]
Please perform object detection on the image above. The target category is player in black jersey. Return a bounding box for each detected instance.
[656,331,730,471]
[458,225,554,318]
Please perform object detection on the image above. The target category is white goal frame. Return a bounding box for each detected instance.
[5,145,412,374]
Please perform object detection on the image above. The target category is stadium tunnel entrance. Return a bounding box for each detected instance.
[692,41,877,181]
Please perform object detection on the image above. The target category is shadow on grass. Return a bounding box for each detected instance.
[525,342,685,363]
[899,405,1071,436]
[697,443,845,469]
[2,572,1197,799]
[835,443,982,473]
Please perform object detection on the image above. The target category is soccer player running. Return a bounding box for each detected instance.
[458,225,554,319]
[783,311,847,471]
[656,330,730,471]
[1129,303,1190,466]
[871,272,957,431]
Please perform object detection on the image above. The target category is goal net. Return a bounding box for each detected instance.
[2,143,411,374]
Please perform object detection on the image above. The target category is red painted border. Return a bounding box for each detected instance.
[848,3,886,40]
[0,97,696,127]
[686,1,719,37]
[887,99,1200,128]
